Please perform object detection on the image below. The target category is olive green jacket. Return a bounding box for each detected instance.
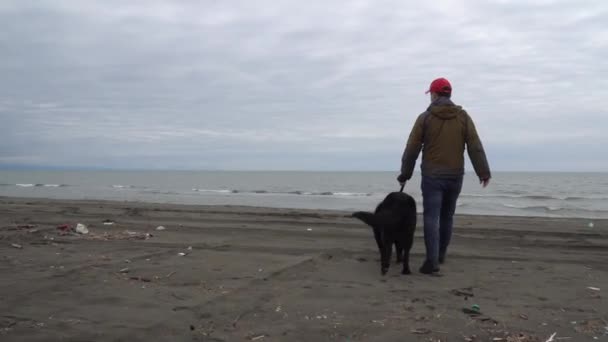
[400,97,491,180]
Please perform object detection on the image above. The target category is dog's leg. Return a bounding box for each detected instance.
[394,240,404,264]
[380,230,394,275]
[370,226,383,255]
[401,232,414,275]
[380,242,391,275]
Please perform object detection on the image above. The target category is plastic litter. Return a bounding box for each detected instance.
[156,226,166,231]
[57,224,70,232]
[75,223,89,234]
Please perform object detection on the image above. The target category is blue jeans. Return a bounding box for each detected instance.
[421,176,463,268]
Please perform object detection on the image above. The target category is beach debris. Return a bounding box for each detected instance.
[411,328,431,335]
[371,319,385,326]
[80,230,152,241]
[57,224,71,233]
[75,223,89,234]
[588,222,594,228]
[156,226,166,231]
[493,335,526,342]
[11,243,23,249]
[306,228,313,231]
[118,267,130,273]
[462,304,481,317]
[587,287,600,291]
[450,287,474,298]
[249,335,266,341]
[166,271,176,278]
[129,276,152,282]
[178,252,187,256]
[102,219,115,226]
[545,332,557,342]
[519,313,529,320]
[17,224,37,229]
[187,246,193,251]
[573,319,607,335]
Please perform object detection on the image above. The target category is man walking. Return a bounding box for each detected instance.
[398,78,491,274]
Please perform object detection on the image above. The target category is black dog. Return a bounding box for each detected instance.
[352,191,417,275]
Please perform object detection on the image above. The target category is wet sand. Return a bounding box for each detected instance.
[1,197,607,341]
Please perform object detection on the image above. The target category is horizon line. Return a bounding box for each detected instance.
[0,166,606,173]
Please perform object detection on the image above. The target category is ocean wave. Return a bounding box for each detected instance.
[192,188,232,194]
[461,193,606,201]
[140,190,180,195]
[502,204,563,211]
[192,188,372,197]
[12,183,68,188]
[112,185,130,189]
[330,192,371,197]
[501,203,608,214]
[288,191,313,195]
[111,184,147,189]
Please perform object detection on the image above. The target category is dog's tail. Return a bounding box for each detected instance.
[352,211,377,227]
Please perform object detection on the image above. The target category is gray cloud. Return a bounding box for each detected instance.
[1,0,607,171]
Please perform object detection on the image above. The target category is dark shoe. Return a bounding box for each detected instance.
[419,260,440,274]
[439,254,446,264]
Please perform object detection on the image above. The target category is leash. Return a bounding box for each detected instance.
[399,184,405,192]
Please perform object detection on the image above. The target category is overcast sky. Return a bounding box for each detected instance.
[1,0,607,171]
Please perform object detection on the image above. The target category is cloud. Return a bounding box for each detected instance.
[1,0,607,171]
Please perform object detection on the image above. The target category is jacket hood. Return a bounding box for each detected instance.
[428,97,464,120]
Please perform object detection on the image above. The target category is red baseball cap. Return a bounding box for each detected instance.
[425,78,452,94]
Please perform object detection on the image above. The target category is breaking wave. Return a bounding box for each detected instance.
[192,188,372,197]
[12,183,68,188]
[461,193,607,201]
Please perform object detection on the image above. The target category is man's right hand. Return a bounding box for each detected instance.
[397,174,407,186]
[480,178,490,188]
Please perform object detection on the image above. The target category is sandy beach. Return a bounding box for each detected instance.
[1,196,606,341]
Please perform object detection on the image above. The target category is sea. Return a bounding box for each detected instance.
[0,170,607,219]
